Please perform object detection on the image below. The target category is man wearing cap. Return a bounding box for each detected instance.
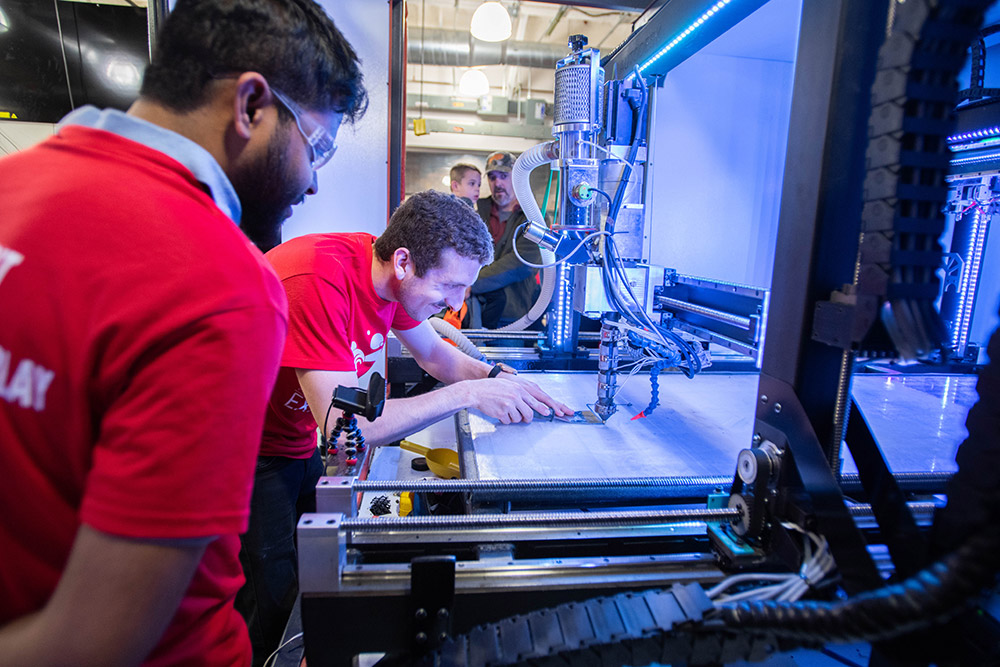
[472,151,544,328]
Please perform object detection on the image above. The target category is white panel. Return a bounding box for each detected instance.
[0,122,56,156]
[644,0,800,290]
[282,0,390,241]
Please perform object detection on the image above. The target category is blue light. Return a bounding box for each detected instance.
[948,135,1000,153]
[638,0,733,75]
[952,206,991,354]
[951,151,1000,166]
[948,125,1000,145]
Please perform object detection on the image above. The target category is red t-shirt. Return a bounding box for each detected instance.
[261,233,420,457]
[0,127,288,666]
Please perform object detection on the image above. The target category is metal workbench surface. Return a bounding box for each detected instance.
[459,371,759,480]
[455,371,974,480]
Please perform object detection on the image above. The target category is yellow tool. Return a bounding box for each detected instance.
[399,440,461,479]
[399,492,414,517]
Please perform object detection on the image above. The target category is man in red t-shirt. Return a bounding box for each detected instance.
[239,190,573,659]
[0,1,366,665]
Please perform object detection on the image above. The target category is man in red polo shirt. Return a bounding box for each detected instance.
[0,0,366,664]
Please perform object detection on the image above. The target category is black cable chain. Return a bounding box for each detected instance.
[859,0,991,355]
[416,584,800,667]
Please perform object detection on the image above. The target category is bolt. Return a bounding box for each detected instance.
[415,608,427,620]
[774,403,782,413]
[760,395,769,404]
[752,434,762,445]
[439,632,449,642]
[415,632,427,644]
[437,608,449,619]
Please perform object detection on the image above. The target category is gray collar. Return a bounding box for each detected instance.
[58,106,242,224]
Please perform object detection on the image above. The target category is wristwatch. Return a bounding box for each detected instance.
[487,362,518,378]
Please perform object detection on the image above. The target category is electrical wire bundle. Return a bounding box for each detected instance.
[596,67,704,384]
[599,233,704,374]
[707,524,836,606]
[718,522,1000,645]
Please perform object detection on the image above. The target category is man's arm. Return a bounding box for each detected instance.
[393,320,492,384]
[395,322,572,417]
[0,525,207,666]
[297,356,572,447]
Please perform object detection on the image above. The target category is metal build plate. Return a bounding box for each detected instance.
[846,373,976,475]
[455,371,975,482]
[459,371,760,480]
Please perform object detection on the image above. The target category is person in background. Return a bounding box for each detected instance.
[0,0,364,665]
[471,151,545,329]
[449,162,482,206]
[242,190,572,660]
[440,164,483,324]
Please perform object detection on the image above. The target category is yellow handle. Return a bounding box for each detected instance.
[399,440,431,456]
[400,440,461,477]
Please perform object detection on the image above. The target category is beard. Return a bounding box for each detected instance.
[395,276,441,322]
[491,188,513,209]
[233,126,302,253]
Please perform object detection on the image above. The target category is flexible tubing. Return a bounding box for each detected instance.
[428,316,486,361]
[500,141,560,332]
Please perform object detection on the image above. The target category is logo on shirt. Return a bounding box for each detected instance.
[0,244,25,288]
[351,332,385,373]
[0,345,55,412]
[284,390,310,412]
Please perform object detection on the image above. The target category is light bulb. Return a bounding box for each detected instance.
[458,69,490,97]
[470,2,511,42]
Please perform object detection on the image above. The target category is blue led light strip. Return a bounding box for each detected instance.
[638,0,733,74]
[948,125,1000,145]
[953,207,990,352]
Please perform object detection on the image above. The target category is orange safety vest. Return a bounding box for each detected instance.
[441,302,468,345]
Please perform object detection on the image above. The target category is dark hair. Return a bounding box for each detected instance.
[449,163,481,184]
[375,190,493,277]
[140,0,367,122]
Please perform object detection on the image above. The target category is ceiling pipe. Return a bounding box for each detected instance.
[542,6,568,38]
[408,28,566,69]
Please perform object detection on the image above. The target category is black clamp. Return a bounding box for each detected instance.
[409,556,456,656]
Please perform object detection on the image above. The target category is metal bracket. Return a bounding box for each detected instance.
[315,476,357,516]
[297,513,346,594]
[409,556,456,655]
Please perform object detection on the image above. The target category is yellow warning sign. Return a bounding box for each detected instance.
[0,111,18,120]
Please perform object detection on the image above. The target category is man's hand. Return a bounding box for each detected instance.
[464,375,573,424]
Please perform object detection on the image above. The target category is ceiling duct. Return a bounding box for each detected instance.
[409,28,566,69]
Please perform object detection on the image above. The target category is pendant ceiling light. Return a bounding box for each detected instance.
[470,2,512,42]
[458,68,490,97]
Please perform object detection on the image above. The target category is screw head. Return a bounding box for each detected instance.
[760,395,769,404]
[774,403,782,413]
[415,608,427,620]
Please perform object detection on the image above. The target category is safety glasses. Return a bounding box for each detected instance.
[270,86,338,170]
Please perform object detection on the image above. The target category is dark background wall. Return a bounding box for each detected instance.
[0,1,148,123]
